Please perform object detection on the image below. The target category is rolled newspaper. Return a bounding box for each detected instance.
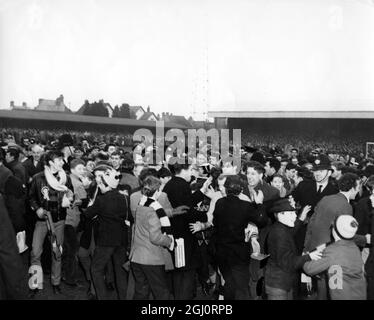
[174,238,185,268]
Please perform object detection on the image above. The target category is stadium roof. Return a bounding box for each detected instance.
[0,109,188,129]
[208,110,374,119]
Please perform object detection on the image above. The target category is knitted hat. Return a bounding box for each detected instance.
[333,215,358,240]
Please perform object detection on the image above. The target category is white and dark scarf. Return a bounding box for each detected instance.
[44,166,72,208]
[139,195,171,234]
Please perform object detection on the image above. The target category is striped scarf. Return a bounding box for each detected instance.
[138,195,171,235]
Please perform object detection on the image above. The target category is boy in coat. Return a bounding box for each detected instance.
[265,198,322,300]
[303,215,367,300]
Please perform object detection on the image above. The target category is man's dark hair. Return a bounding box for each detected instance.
[331,161,345,172]
[122,158,135,171]
[122,151,132,160]
[139,168,158,186]
[363,165,374,178]
[285,163,298,171]
[337,173,360,192]
[341,166,358,175]
[266,158,281,173]
[242,160,265,175]
[168,157,191,175]
[6,148,20,161]
[270,173,285,183]
[94,152,109,162]
[44,150,64,166]
[142,176,161,197]
[4,175,26,198]
[158,167,171,179]
[70,158,85,170]
[110,151,121,158]
[224,175,243,196]
[297,167,313,180]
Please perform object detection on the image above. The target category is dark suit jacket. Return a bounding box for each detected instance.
[353,196,373,238]
[265,221,311,291]
[292,179,338,253]
[213,194,267,265]
[7,160,27,186]
[85,189,129,247]
[163,176,205,270]
[22,157,43,184]
[3,175,27,233]
[0,164,12,194]
[292,179,339,214]
[0,195,26,299]
[365,206,374,278]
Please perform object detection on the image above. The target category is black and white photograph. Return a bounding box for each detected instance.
[0,0,374,310]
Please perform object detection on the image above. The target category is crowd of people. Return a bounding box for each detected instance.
[0,127,134,149]
[1,128,374,300]
[1,126,373,162]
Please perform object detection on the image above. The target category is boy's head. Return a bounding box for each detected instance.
[271,198,297,227]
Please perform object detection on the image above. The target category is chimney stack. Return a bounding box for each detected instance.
[39,98,43,105]
[10,101,14,108]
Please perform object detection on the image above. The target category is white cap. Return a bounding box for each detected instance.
[334,215,358,240]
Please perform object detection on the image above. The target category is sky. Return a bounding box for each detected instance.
[0,0,374,120]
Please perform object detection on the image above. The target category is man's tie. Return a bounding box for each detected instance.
[317,185,323,194]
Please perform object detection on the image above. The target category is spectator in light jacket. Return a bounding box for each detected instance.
[130,176,174,300]
[303,215,367,300]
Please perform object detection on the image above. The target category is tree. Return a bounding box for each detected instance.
[119,103,130,118]
[112,105,120,118]
[80,100,90,115]
[83,101,109,117]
